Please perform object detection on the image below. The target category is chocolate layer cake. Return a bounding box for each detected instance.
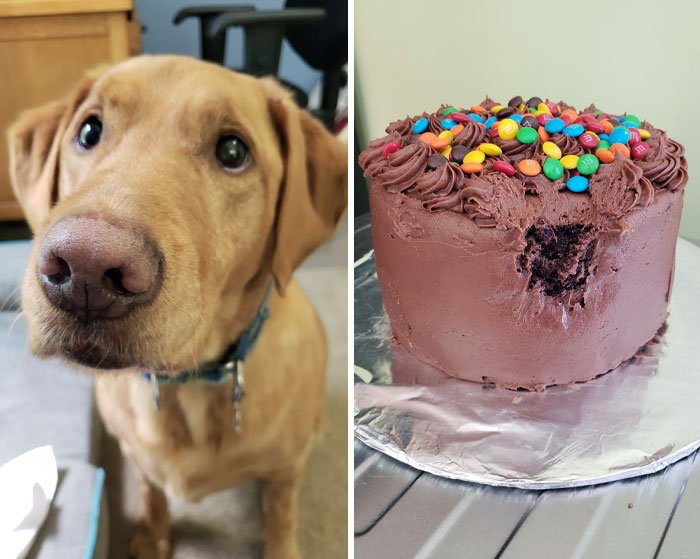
[359,96,688,391]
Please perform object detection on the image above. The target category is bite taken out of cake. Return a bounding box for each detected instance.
[359,96,688,391]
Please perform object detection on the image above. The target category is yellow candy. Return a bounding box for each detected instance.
[560,154,579,170]
[536,102,551,114]
[490,104,505,114]
[639,128,651,139]
[479,143,503,156]
[438,130,454,143]
[498,118,518,140]
[440,146,452,158]
[542,141,562,159]
[534,109,549,116]
[518,103,526,112]
[463,150,486,164]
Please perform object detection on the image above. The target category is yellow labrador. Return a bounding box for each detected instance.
[7,55,347,559]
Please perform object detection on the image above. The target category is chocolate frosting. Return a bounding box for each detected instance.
[588,151,654,218]
[359,99,688,230]
[453,119,487,149]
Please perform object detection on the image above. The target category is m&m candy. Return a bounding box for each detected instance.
[516,127,538,144]
[577,154,599,175]
[567,175,589,192]
[383,141,401,159]
[498,119,519,140]
[413,118,428,134]
[543,157,564,180]
[609,126,631,145]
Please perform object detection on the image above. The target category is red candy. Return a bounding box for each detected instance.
[583,115,598,124]
[631,142,650,159]
[560,115,572,126]
[579,133,599,149]
[493,161,516,176]
[628,128,642,145]
[585,122,604,134]
[545,100,559,115]
[452,112,471,124]
[383,141,401,159]
[490,128,499,138]
[536,113,553,126]
[575,115,588,125]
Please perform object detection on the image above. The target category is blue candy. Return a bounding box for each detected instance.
[563,124,584,137]
[510,114,523,124]
[484,116,497,129]
[467,113,485,124]
[413,118,428,134]
[441,118,458,130]
[598,133,610,142]
[623,121,639,129]
[567,175,589,193]
[544,118,565,134]
[609,126,631,144]
[619,116,626,123]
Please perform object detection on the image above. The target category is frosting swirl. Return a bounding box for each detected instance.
[588,151,654,218]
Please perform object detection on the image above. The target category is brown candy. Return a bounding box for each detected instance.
[520,115,539,129]
[450,145,469,164]
[496,107,516,120]
[508,95,523,108]
[526,96,543,108]
[427,154,447,169]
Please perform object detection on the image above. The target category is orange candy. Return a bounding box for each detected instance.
[430,137,450,150]
[537,126,550,142]
[560,109,578,123]
[460,162,483,174]
[518,159,541,176]
[600,119,614,135]
[419,132,437,144]
[450,124,465,136]
[470,105,487,113]
[595,148,615,163]
[610,143,630,158]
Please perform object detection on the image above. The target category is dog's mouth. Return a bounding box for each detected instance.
[61,343,136,370]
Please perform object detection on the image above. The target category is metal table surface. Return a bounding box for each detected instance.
[354,213,700,559]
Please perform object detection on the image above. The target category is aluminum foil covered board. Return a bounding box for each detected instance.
[354,217,700,490]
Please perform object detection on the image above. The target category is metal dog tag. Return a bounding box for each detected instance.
[225,360,246,432]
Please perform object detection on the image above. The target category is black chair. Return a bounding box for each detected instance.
[174,1,347,130]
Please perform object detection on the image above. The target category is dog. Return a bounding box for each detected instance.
[7,55,347,558]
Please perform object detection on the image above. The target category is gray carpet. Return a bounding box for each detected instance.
[101,215,348,558]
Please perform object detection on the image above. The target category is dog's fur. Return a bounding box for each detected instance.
[7,55,347,558]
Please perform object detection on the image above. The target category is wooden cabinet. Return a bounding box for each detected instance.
[0,0,140,221]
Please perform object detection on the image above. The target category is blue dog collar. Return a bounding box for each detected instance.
[142,281,273,432]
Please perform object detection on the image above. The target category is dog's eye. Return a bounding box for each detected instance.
[76,117,103,149]
[215,135,249,170]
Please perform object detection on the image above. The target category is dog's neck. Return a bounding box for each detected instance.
[143,277,274,431]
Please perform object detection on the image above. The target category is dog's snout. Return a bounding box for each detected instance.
[37,216,163,320]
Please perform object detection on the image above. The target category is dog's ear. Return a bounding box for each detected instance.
[7,70,102,231]
[263,79,347,293]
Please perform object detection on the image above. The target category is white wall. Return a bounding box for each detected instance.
[355,0,700,241]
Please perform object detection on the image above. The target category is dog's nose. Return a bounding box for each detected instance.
[37,216,163,320]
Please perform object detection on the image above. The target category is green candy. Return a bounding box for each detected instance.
[598,140,611,150]
[443,107,459,115]
[624,114,641,127]
[577,153,599,175]
[543,157,564,180]
[516,127,538,144]
[595,110,603,116]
